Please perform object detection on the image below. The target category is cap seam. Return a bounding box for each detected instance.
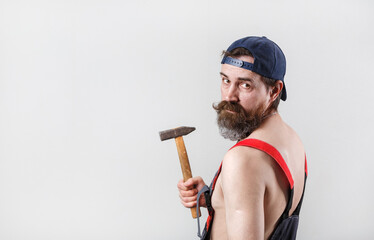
[271,43,276,79]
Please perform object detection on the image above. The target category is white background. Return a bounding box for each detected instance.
[1,0,373,239]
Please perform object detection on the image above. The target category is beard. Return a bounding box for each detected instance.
[213,100,269,141]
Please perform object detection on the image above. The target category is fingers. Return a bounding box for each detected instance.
[179,193,197,202]
[179,192,198,208]
[183,178,195,188]
[179,187,198,197]
[178,177,205,193]
[184,176,203,188]
[177,177,207,208]
[180,199,197,208]
[177,178,199,208]
[178,181,198,198]
[177,179,189,191]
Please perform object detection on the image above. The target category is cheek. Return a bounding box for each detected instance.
[220,86,226,100]
[239,94,261,111]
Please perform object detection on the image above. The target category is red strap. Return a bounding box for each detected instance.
[230,139,295,189]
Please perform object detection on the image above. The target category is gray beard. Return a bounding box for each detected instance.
[217,117,261,141]
[213,100,269,142]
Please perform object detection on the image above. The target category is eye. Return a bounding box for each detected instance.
[241,82,251,89]
[222,78,230,84]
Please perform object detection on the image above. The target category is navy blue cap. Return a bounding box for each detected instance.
[221,36,287,101]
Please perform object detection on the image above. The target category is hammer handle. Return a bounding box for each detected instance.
[175,136,201,219]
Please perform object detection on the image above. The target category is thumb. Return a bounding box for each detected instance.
[184,178,197,187]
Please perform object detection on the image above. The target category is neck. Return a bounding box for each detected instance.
[262,110,277,121]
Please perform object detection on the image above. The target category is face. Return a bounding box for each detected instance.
[214,55,273,141]
[220,55,271,112]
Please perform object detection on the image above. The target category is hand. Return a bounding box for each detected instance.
[177,176,207,208]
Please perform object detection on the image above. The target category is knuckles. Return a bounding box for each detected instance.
[177,177,205,208]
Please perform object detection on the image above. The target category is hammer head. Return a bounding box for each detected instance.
[159,126,196,141]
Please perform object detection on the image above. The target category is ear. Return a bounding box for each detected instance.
[270,80,283,102]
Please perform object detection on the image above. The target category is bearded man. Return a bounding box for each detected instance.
[177,36,307,240]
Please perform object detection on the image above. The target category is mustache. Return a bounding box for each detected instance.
[212,101,247,115]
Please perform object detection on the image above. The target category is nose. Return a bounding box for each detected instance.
[224,85,239,102]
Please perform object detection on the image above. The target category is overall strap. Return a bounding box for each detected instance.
[231,139,294,189]
[196,162,222,239]
[231,139,296,219]
[196,139,307,239]
[292,156,308,215]
[232,139,308,218]
[196,185,210,238]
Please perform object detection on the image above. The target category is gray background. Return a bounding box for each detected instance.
[1,0,373,239]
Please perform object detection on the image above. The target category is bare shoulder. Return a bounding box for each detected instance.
[223,146,271,170]
[221,146,275,192]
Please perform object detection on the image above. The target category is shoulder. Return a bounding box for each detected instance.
[222,144,275,172]
[220,145,275,192]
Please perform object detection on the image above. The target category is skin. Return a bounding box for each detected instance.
[177,56,306,240]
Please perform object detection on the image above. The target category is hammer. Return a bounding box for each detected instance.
[159,126,200,218]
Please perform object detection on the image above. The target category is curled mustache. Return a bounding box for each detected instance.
[212,101,248,117]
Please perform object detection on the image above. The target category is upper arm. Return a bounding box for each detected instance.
[221,147,268,240]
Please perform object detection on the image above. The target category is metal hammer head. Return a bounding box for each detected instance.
[159,126,196,141]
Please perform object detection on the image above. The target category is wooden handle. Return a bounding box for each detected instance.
[175,136,201,219]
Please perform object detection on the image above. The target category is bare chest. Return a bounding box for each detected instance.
[210,175,228,239]
[211,175,224,210]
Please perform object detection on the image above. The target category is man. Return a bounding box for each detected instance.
[177,36,307,240]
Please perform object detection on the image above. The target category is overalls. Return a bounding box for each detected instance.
[196,138,308,240]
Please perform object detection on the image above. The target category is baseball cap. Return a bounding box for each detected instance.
[221,36,287,101]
